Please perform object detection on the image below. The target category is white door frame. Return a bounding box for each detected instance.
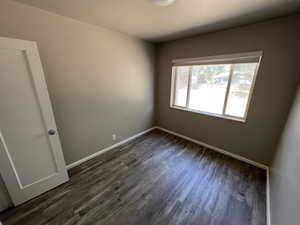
[0,37,69,206]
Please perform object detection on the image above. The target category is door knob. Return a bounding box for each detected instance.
[48,129,56,135]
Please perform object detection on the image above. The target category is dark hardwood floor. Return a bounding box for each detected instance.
[0,130,266,225]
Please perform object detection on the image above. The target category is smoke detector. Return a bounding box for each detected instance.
[151,0,176,6]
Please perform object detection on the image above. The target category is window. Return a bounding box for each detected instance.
[170,52,262,122]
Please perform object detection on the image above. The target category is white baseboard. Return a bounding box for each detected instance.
[66,127,156,170]
[266,168,271,225]
[67,125,268,170]
[155,126,271,224]
[65,125,271,225]
[155,126,268,170]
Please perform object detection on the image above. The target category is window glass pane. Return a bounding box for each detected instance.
[189,64,231,114]
[174,66,189,107]
[225,63,257,118]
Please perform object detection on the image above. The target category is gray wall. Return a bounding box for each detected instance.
[0,0,155,212]
[0,0,155,165]
[269,85,300,225]
[156,14,300,165]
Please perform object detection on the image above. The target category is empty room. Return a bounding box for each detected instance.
[0,0,300,225]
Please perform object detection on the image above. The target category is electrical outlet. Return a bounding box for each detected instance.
[112,134,117,141]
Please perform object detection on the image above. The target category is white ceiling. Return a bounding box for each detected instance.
[13,0,300,42]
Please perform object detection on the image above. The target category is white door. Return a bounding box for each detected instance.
[0,37,69,206]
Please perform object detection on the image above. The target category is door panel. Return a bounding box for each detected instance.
[0,37,69,206]
[0,49,57,186]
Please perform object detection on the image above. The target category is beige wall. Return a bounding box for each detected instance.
[0,0,154,210]
[156,14,300,164]
[270,85,300,225]
[0,0,155,165]
[1,0,300,219]
[0,0,155,211]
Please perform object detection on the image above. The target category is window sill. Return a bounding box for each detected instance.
[170,105,246,123]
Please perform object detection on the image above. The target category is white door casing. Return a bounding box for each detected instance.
[0,37,69,206]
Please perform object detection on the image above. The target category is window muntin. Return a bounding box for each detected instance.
[170,52,262,122]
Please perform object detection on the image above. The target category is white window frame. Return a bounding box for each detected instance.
[170,51,263,122]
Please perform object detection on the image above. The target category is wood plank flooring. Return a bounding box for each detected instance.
[0,130,266,225]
